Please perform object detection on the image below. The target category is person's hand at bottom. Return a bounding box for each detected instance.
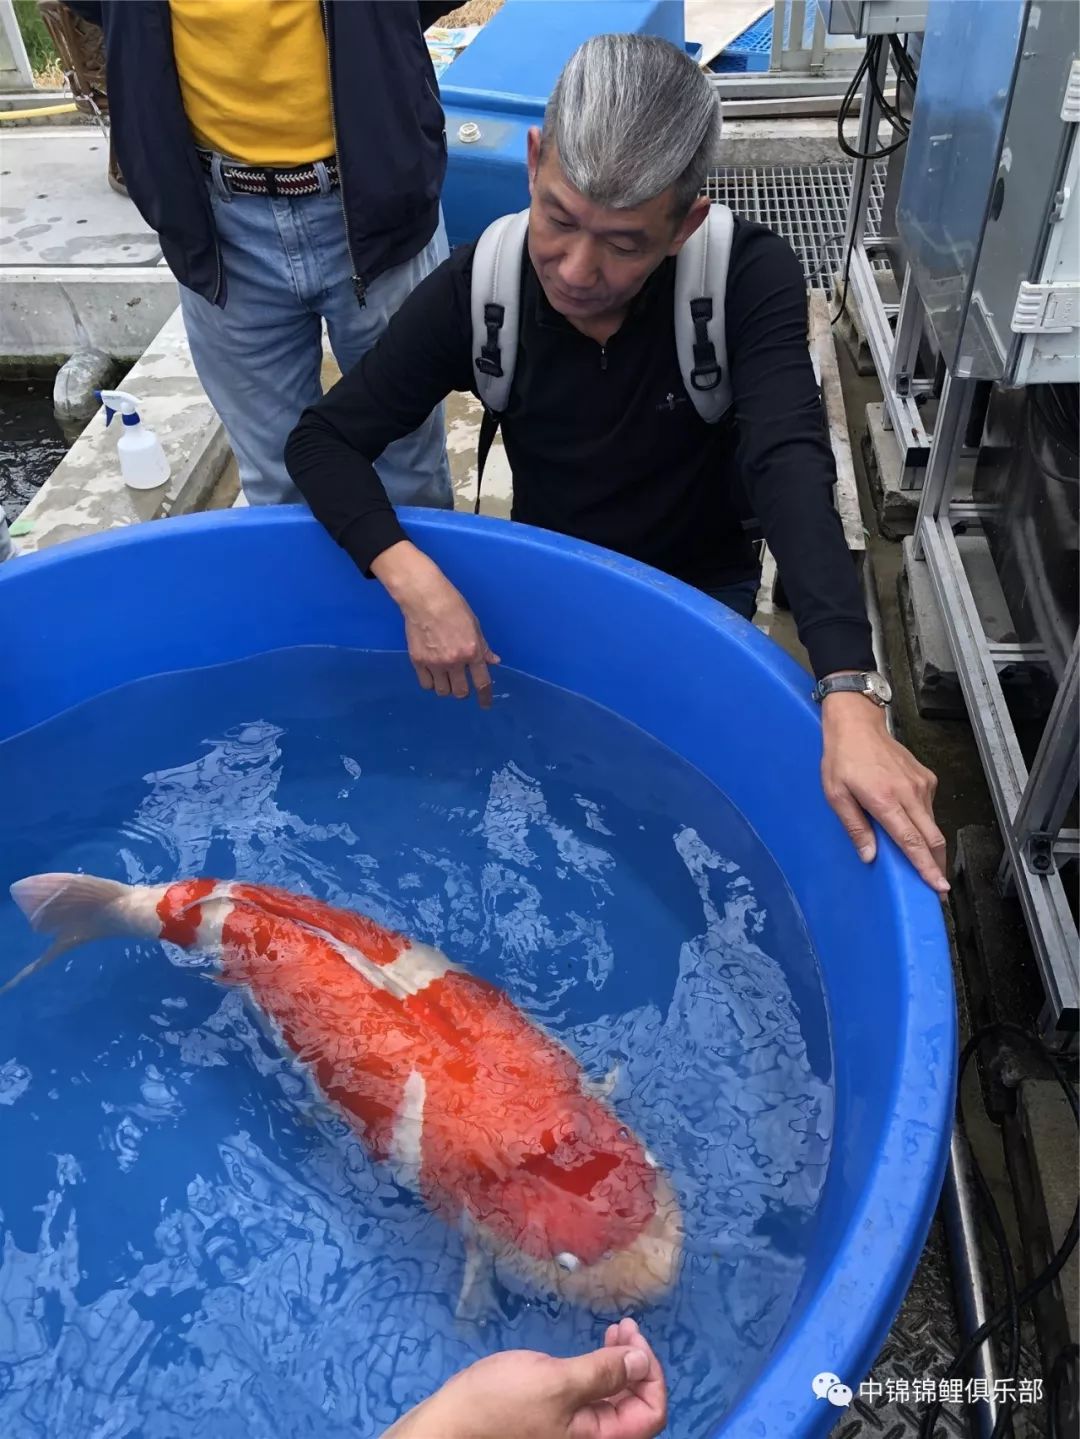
[381,1316,667,1439]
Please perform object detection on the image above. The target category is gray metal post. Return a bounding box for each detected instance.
[789,0,807,65]
[862,550,1004,1434]
[0,0,34,90]
[842,37,930,484]
[942,1129,1004,1438]
[769,0,786,73]
[919,514,1078,1038]
[889,269,924,398]
[841,37,887,259]
[912,373,977,560]
[1001,635,1080,885]
[810,3,827,73]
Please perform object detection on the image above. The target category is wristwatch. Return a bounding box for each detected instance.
[812,671,893,707]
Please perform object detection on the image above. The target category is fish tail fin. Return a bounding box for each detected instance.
[3,873,136,996]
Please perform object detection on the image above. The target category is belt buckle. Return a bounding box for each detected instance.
[201,148,334,196]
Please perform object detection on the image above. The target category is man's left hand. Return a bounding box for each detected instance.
[820,692,948,893]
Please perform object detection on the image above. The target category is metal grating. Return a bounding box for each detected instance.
[706,162,888,291]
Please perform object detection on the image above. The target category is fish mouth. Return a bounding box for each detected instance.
[478,1170,684,1313]
[553,1170,684,1311]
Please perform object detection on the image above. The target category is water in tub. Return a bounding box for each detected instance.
[0,648,833,1439]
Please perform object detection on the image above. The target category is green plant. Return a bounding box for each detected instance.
[14,0,59,74]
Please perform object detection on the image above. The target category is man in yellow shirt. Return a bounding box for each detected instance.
[61,0,452,508]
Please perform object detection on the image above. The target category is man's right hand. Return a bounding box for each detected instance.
[381,1317,667,1439]
[372,541,500,707]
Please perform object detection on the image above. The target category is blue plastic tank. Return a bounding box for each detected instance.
[0,508,954,1436]
[439,0,686,243]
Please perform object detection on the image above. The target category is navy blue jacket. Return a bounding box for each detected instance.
[64,1,449,306]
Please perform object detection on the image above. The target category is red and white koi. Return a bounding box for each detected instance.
[6,872,682,1313]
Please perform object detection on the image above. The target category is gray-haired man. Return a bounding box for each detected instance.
[286,34,947,894]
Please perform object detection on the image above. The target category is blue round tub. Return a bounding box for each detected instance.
[0,507,955,1436]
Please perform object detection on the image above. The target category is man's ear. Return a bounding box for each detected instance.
[526,127,543,196]
[667,195,711,256]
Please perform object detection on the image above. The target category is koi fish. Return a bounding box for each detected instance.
[5,873,682,1314]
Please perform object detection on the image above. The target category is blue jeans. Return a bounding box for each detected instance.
[706,575,760,620]
[178,171,452,508]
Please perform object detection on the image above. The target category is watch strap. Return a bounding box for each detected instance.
[813,672,889,705]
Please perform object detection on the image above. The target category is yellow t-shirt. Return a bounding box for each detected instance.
[169,0,335,167]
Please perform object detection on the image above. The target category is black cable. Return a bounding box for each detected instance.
[1026,391,1080,487]
[1048,1343,1079,1439]
[920,1202,1080,1439]
[889,33,919,95]
[1027,384,1080,483]
[835,39,871,160]
[834,37,914,159]
[865,44,910,137]
[918,1024,1079,1438]
[831,36,910,326]
[830,49,872,325]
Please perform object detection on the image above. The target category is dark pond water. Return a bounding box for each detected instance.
[0,375,70,519]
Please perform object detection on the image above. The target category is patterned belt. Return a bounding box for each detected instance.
[197,148,340,198]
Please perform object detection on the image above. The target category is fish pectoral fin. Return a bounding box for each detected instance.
[455,1230,500,1325]
[195,966,233,985]
[581,1063,620,1101]
[0,937,77,998]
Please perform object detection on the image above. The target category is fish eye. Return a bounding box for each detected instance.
[555,1251,581,1272]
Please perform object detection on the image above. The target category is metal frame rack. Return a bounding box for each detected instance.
[913,372,1079,1044]
[838,8,1079,1043]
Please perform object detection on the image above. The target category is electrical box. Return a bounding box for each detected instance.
[824,1,927,37]
[897,0,1079,384]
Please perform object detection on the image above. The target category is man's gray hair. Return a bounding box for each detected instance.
[543,34,722,215]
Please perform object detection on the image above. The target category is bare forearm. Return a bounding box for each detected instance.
[370,540,445,610]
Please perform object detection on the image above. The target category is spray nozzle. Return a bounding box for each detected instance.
[97,389,142,427]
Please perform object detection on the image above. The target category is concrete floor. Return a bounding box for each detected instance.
[0,129,161,267]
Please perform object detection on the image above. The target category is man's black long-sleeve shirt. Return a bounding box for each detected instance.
[285,216,874,680]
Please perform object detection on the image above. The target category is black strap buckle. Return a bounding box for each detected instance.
[475,301,506,378]
[689,296,721,391]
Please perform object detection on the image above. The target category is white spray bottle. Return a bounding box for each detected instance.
[98,390,171,491]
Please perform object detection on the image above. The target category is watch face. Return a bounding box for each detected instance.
[866,673,892,704]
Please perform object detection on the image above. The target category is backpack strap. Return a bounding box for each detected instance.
[470,208,529,510]
[471,208,530,413]
[474,407,500,515]
[674,203,735,424]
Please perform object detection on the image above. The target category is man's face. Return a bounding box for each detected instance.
[526,129,708,324]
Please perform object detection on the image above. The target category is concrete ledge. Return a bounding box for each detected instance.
[720,117,869,167]
[810,292,864,562]
[0,267,179,362]
[11,307,231,554]
[863,402,920,539]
